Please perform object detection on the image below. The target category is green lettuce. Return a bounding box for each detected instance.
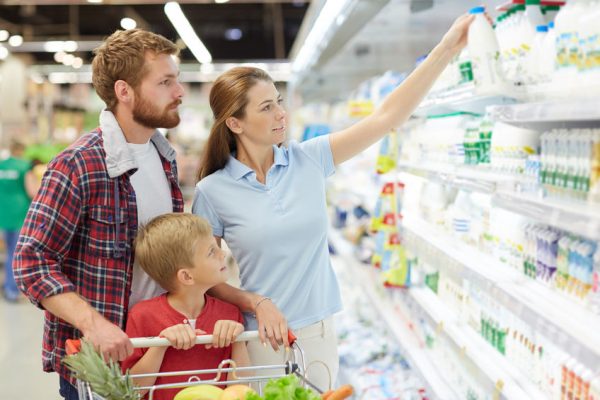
[245,375,321,400]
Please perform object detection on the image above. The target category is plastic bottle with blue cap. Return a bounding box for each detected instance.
[467,6,505,94]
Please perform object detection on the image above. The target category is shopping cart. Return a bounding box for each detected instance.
[66,330,331,400]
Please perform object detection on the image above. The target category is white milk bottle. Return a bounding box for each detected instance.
[529,25,548,83]
[539,21,557,83]
[553,0,578,89]
[579,0,600,93]
[467,6,504,94]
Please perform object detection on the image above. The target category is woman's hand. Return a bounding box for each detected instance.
[207,320,244,349]
[254,297,289,351]
[439,13,476,56]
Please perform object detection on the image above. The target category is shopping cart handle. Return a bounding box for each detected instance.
[66,329,297,355]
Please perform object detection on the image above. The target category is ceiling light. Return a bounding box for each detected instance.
[64,41,78,52]
[62,54,75,66]
[164,2,212,64]
[215,0,230,3]
[87,0,103,3]
[292,0,351,73]
[0,30,9,42]
[225,28,242,41]
[8,35,23,47]
[120,17,137,30]
[54,51,66,63]
[0,46,9,60]
[72,57,83,69]
[44,41,64,52]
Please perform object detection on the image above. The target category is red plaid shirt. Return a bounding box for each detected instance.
[14,125,183,381]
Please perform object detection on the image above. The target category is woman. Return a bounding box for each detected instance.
[192,13,475,390]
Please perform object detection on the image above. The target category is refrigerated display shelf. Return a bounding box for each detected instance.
[488,97,600,129]
[334,231,545,400]
[329,229,457,400]
[409,287,547,400]
[397,161,530,193]
[402,215,600,371]
[415,83,519,117]
[398,163,600,240]
[494,191,600,241]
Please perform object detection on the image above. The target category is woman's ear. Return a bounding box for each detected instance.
[225,117,243,135]
[176,268,194,286]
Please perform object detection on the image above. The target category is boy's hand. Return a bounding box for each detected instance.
[207,320,244,349]
[160,323,204,350]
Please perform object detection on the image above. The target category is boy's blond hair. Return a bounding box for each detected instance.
[92,29,179,111]
[135,213,213,292]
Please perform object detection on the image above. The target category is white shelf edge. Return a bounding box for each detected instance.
[416,84,519,117]
[488,96,600,128]
[403,215,600,370]
[494,191,600,241]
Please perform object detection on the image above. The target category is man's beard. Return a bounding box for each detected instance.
[132,95,181,129]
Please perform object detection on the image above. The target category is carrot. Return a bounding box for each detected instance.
[327,384,354,400]
[321,389,334,399]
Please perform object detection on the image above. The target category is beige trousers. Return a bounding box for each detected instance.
[246,317,339,393]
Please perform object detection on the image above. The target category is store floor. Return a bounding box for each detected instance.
[0,295,60,399]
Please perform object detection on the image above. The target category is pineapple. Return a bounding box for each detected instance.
[63,340,141,400]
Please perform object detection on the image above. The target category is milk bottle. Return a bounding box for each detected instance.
[467,6,504,93]
[539,21,557,83]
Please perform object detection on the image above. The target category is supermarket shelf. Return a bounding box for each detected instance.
[332,227,545,399]
[329,229,458,400]
[415,83,518,117]
[397,161,530,193]
[488,97,600,129]
[409,288,546,400]
[398,161,600,240]
[493,191,600,241]
[496,0,565,12]
[402,215,600,371]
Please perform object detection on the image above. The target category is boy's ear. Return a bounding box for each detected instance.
[176,268,195,286]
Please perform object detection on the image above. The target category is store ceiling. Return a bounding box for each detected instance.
[298,0,502,101]
[0,1,309,64]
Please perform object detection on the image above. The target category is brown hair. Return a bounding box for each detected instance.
[92,29,179,111]
[197,66,273,180]
[134,213,212,292]
[9,139,26,155]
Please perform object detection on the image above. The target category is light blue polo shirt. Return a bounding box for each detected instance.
[192,135,342,330]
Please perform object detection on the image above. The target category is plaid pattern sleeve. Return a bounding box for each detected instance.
[14,155,82,306]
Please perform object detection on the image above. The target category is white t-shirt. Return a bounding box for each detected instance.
[127,141,173,308]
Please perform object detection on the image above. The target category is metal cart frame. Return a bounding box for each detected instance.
[69,331,330,400]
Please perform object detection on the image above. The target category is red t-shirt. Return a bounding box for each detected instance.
[122,293,243,400]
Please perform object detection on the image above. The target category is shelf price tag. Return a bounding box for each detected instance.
[493,379,504,400]
[436,321,444,334]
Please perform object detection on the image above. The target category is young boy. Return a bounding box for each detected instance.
[122,213,250,399]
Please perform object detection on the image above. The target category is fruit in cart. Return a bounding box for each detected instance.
[220,384,256,399]
[62,339,140,400]
[174,384,224,400]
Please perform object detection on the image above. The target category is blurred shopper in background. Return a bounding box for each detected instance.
[13,29,185,400]
[193,13,475,391]
[0,139,33,303]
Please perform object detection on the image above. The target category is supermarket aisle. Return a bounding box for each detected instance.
[0,294,60,399]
